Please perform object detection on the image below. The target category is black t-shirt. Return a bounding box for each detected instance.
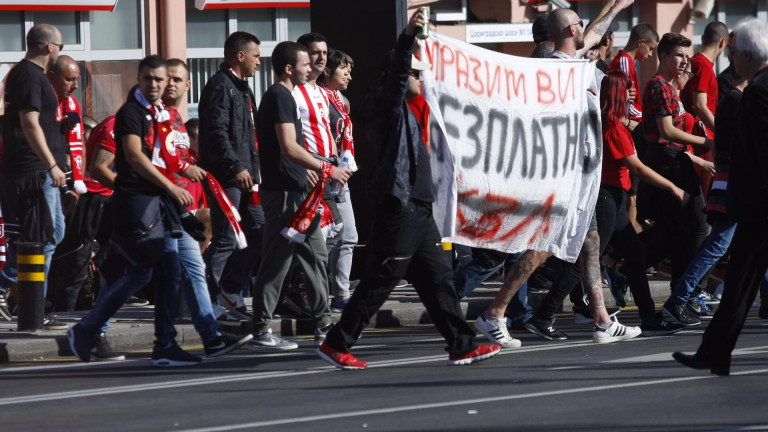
[257,83,307,192]
[113,98,163,196]
[408,109,434,202]
[1,59,65,173]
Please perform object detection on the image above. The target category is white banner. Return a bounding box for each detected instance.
[421,33,602,263]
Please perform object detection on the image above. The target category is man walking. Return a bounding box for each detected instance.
[68,55,207,367]
[674,18,768,377]
[249,41,350,350]
[316,10,500,370]
[198,31,263,322]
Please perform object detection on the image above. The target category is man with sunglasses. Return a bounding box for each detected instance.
[316,10,501,369]
[0,24,67,328]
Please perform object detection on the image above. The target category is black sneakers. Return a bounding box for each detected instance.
[641,312,685,336]
[44,315,68,330]
[91,333,125,361]
[525,316,568,341]
[151,344,202,367]
[662,300,701,326]
[204,333,253,357]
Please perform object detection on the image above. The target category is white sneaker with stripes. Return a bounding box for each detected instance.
[593,317,641,344]
[474,313,522,348]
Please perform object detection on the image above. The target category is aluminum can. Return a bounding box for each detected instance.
[416,7,430,40]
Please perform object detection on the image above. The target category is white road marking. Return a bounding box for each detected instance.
[173,368,768,432]
[0,339,611,406]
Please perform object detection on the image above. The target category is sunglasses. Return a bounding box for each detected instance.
[571,20,584,29]
[50,42,64,50]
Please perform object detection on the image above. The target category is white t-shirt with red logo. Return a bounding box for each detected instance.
[292,82,335,159]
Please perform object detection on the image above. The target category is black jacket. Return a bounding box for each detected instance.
[729,66,768,221]
[198,64,260,187]
[359,33,424,207]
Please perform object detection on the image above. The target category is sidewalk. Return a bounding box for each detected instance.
[0,275,679,363]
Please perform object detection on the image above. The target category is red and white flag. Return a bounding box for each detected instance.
[205,173,247,250]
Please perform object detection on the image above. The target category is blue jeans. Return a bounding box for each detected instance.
[177,231,219,344]
[669,220,737,304]
[0,176,65,297]
[453,249,532,325]
[81,233,179,350]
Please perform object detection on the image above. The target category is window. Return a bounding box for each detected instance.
[90,0,141,50]
[35,11,80,46]
[0,12,24,51]
[286,8,310,41]
[185,6,310,114]
[239,8,276,41]
[186,0,228,48]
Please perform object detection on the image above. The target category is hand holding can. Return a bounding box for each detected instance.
[416,7,430,39]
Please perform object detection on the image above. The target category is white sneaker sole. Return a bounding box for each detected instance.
[473,320,522,348]
[315,348,366,370]
[206,334,254,358]
[447,347,501,366]
[245,341,298,351]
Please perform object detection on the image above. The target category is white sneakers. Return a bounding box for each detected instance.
[473,313,522,348]
[593,318,641,344]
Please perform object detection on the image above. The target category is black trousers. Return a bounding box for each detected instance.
[325,197,477,356]
[696,221,768,372]
[595,185,656,321]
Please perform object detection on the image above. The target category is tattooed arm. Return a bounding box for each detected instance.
[90,147,117,190]
[578,0,634,59]
[487,250,551,318]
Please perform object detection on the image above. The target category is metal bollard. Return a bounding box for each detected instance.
[17,242,45,331]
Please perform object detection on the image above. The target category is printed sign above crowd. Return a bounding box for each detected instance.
[420,33,603,263]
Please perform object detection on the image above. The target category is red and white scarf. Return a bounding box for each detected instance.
[134,89,189,176]
[57,96,87,193]
[319,83,357,172]
[282,162,337,243]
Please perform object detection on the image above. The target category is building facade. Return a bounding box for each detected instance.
[0,0,765,122]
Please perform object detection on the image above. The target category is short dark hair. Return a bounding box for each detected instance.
[167,58,189,78]
[271,41,307,76]
[138,55,167,73]
[317,49,351,85]
[297,32,327,49]
[702,21,729,46]
[656,33,691,58]
[628,23,659,46]
[224,31,261,61]
[185,118,199,139]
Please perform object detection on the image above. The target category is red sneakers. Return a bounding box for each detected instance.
[316,341,367,370]
[447,344,501,366]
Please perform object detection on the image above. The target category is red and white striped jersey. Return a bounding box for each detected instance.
[293,82,335,159]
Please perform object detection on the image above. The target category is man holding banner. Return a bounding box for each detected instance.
[316,10,500,370]
[450,1,647,345]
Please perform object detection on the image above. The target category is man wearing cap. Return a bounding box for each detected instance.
[315,10,501,370]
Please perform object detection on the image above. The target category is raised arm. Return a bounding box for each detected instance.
[579,0,634,58]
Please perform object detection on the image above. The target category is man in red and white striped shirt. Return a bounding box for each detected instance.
[293,32,336,160]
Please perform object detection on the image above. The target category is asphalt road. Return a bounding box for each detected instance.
[2,311,768,432]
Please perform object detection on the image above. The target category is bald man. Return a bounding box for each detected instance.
[47,55,93,315]
[0,24,68,328]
